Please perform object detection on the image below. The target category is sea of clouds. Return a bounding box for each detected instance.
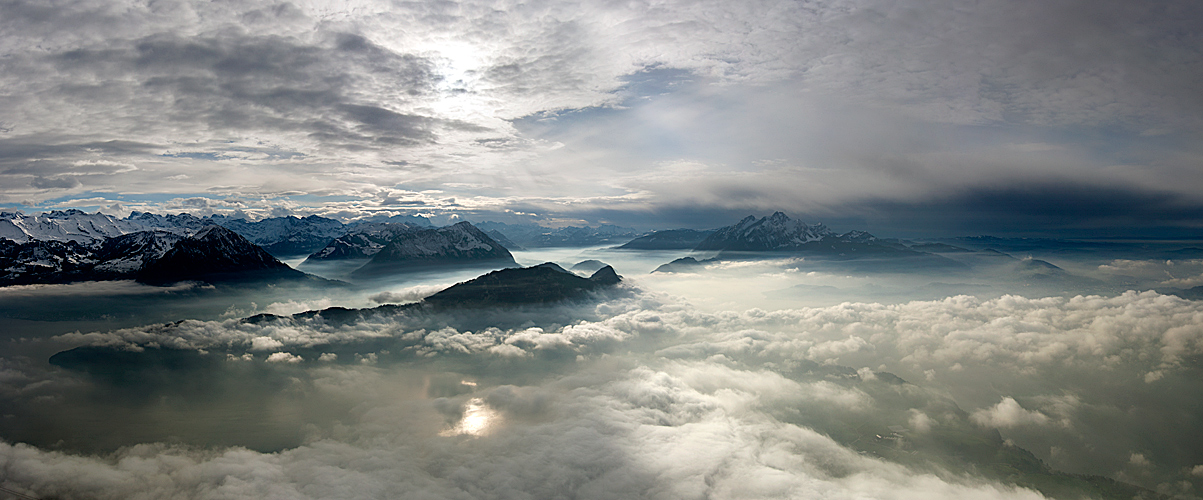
[2,280,1203,499]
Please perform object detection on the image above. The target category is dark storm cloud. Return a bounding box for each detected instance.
[862,183,1203,237]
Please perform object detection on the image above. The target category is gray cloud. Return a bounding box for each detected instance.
[3,0,1203,231]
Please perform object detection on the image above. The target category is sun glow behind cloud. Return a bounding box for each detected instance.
[440,397,501,437]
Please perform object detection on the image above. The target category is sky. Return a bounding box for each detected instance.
[2,0,1203,236]
[9,4,1203,497]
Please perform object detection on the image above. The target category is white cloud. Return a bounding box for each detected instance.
[27,288,1203,494]
[250,336,284,351]
[908,409,936,433]
[368,284,449,304]
[0,360,1052,500]
[265,352,303,363]
[971,398,1051,429]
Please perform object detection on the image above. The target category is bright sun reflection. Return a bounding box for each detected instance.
[440,397,498,437]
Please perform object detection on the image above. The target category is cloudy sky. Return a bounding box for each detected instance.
[2,0,1202,235]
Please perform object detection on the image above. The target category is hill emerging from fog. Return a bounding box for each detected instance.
[617,229,715,250]
[423,263,621,308]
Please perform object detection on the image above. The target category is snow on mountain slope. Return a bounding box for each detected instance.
[0,210,206,245]
[351,222,515,278]
[136,226,305,285]
[0,210,150,244]
[92,231,185,275]
[303,222,424,262]
[0,238,97,285]
[0,223,315,286]
[694,212,836,251]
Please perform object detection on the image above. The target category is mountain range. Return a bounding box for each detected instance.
[302,222,426,263]
[473,221,644,248]
[617,229,715,250]
[0,225,311,286]
[2,209,1051,287]
[0,210,526,286]
[0,210,433,257]
[692,212,937,258]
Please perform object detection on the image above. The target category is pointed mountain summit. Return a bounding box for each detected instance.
[694,212,836,251]
[137,226,306,285]
[350,221,516,279]
[652,256,705,273]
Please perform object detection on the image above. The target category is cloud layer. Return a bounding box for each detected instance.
[2,0,1202,233]
[3,287,1203,497]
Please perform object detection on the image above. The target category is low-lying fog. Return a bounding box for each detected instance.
[2,244,1203,499]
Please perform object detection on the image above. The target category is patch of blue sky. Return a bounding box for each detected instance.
[160,146,306,162]
[512,65,696,133]
[160,152,231,161]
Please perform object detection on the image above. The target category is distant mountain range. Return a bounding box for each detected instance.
[206,214,348,256]
[350,222,516,279]
[474,221,644,248]
[0,225,312,286]
[0,209,432,257]
[690,212,957,263]
[303,222,427,263]
[9,209,1119,287]
[695,212,837,251]
[0,210,520,286]
[617,229,715,250]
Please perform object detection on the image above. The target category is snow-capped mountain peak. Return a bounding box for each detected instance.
[0,210,204,245]
[696,212,835,251]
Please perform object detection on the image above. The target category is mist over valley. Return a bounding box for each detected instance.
[0,210,1200,500]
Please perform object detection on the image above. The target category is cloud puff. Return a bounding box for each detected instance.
[265,352,303,363]
[368,284,449,304]
[971,398,1051,428]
